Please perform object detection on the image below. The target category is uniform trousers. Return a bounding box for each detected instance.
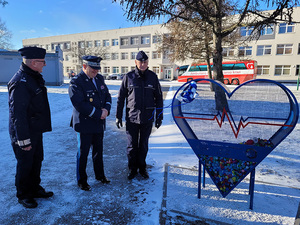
[12,132,44,200]
[126,121,153,172]
[76,132,105,184]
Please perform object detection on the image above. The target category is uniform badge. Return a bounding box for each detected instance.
[101,85,105,90]
[90,98,93,102]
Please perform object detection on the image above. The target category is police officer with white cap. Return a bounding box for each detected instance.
[69,55,112,191]
[8,46,53,208]
[116,50,163,180]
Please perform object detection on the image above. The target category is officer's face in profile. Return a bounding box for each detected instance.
[31,59,46,73]
[83,64,99,78]
[135,59,148,72]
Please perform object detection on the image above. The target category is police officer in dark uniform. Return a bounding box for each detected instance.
[69,56,112,191]
[8,46,53,208]
[116,51,163,180]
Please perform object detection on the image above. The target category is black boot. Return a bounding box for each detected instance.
[128,169,138,180]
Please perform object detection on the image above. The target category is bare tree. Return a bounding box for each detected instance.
[115,0,298,81]
[0,18,12,49]
[157,19,215,79]
[115,0,298,109]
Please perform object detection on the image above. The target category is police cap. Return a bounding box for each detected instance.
[136,51,148,62]
[18,46,46,59]
[82,55,102,70]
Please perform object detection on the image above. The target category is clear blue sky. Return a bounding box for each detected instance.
[0,0,162,50]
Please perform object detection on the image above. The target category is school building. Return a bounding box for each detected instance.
[22,7,300,82]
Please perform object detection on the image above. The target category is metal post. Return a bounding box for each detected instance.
[198,160,201,199]
[249,169,255,210]
[202,163,206,188]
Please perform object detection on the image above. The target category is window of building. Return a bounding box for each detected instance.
[112,39,119,46]
[238,46,252,56]
[121,38,129,46]
[66,67,71,73]
[121,67,129,74]
[152,51,161,59]
[65,55,71,61]
[152,35,161,44]
[163,51,170,59]
[46,45,50,50]
[64,42,70,50]
[278,23,295,34]
[131,66,135,71]
[131,52,138,59]
[87,41,92,48]
[103,67,110,74]
[78,41,85,48]
[257,65,270,75]
[275,65,291,75]
[103,40,109,47]
[222,47,234,57]
[131,37,139,45]
[95,40,101,47]
[152,66,160,74]
[298,44,300,54]
[257,45,272,56]
[261,24,274,35]
[104,53,110,60]
[296,65,300,76]
[112,67,119,73]
[51,44,56,50]
[111,53,118,60]
[276,44,293,55]
[141,36,150,44]
[121,52,128,60]
[240,26,254,36]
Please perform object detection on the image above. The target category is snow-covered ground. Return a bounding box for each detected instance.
[0,80,299,224]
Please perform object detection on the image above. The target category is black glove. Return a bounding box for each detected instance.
[155,119,162,129]
[116,118,123,129]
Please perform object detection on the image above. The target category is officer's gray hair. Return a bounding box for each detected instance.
[23,58,33,65]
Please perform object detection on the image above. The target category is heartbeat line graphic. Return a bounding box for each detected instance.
[175,108,292,138]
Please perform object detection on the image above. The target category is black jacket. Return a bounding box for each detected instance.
[116,67,163,124]
[8,63,52,147]
[69,71,112,133]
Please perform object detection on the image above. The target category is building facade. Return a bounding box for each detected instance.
[22,8,300,82]
[22,24,179,80]
[0,47,64,85]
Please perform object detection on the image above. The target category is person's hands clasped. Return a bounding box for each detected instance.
[116,118,123,129]
[101,108,108,119]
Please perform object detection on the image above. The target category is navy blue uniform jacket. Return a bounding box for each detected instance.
[116,67,163,124]
[8,63,52,147]
[69,71,112,133]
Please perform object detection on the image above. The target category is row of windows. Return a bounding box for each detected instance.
[189,63,247,72]
[257,65,300,76]
[240,23,295,36]
[64,51,164,61]
[44,35,162,51]
[223,43,300,57]
[66,66,160,75]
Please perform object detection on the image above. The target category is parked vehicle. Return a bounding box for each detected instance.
[101,73,109,80]
[107,73,123,80]
[178,60,257,85]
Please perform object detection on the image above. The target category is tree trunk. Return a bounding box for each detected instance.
[212,31,229,111]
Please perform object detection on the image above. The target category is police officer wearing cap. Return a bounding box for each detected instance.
[116,50,163,180]
[69,55,112,191]
[8,46,53,208]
